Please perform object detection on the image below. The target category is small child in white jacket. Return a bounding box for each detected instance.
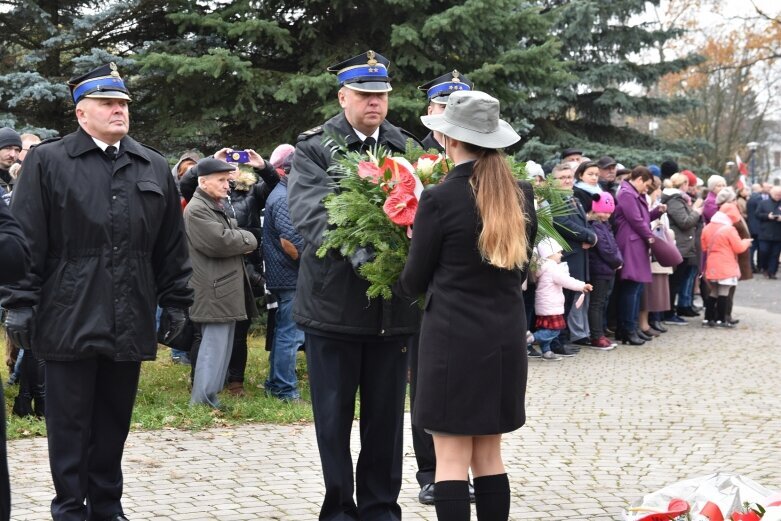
[533,238,592,360]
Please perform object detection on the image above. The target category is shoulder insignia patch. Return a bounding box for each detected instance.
[297,126,324,142]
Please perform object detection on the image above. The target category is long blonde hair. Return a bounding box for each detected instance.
[467,146,528,269]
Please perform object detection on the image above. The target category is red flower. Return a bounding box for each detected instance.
[383,190,418,226]
[381,158,417,194]
[357,161,383,184]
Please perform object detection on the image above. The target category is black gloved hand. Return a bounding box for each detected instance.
[349,246,376,273]
[158,307,187,345]
[5,307,35,350]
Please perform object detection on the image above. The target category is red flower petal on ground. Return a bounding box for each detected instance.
[381,158,417,194]
[357,161,383,184]
[383,190,418,226]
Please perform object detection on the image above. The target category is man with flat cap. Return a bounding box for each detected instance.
[561,147,583,165]
[410,69,474,506]
[287,50,422,521]
[417,70,473,153]
[184,157,258,409]
[0,63,192,521]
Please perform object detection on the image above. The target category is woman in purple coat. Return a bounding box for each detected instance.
[613,167,667,345]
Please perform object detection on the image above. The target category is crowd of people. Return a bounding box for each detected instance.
[521,155,776,361]
[0,52,780,521]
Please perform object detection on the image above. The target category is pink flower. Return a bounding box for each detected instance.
[383,190,418,226]
[357,161,383,184]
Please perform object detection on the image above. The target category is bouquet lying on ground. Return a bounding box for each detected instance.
[317,134,571,299]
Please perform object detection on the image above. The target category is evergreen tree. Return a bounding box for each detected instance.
[0,0,180,137]
[521,0,704,166]
[132,0,570,153]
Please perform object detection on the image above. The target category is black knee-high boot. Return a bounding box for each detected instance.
[474,473,510,521]
[703,296,717,326]
[716,296,734,328]
[434,480,471,521]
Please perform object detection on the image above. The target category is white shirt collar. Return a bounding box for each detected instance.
[352,127,380,143]
[91,137,121,152]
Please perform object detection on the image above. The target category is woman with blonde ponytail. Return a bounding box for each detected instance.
[397,90,537,521]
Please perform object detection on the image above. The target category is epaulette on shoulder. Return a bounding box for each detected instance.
[297,126,324,142]
[140,143,165,157]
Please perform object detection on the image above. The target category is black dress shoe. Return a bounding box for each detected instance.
[623,332,645,345]
[419,483,435,505]
[649,321,667,333]
[641,328,660,337]
[677,307,700,317]
[570,337,591,347]
[107,515,129,521]
[551,345,578,357]
[636,330,653,341]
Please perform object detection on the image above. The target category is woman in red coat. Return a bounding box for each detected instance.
[397,91,537,521]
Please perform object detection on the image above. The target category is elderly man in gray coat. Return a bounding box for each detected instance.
[184,157,258,408]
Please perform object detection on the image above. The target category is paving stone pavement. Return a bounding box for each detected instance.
[7,280,781,520]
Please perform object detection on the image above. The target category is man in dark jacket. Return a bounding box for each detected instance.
[0,127,22,195]
[262,155,305,401]
[0,63,192,521]
[755,186,781,278]
[552,163,598,352]
[747,184,763,272]
[0,198,31,521]
[287,50,421,521]
[411,69,475,505]
[417,70,473,154]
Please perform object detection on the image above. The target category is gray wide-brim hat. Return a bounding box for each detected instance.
[420,90,520,149]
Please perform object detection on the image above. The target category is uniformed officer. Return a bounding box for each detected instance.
[0,63,193,521]
[410,69,474,506]
[287,51,421,521]
[418,70,474,153]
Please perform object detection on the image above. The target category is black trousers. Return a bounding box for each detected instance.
[46,358,141,521]
[228,319,251,383]
[305,332,408,521]
[1,377,10,521]
[407,333,435,488]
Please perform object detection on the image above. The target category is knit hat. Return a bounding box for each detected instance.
[525,160,544,179]
[681,169,698,188]
[536,237,563,259]
[707,174,726,191]
[592,192,615,214]
[0,127,22,150]
[660,160,679,180]
[270,144,295,170]
[716,186,736,205]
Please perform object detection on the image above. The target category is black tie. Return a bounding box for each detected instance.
[105,146,117,162]
[361,137,376,154]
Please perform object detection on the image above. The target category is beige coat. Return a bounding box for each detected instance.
[184,188,258,323]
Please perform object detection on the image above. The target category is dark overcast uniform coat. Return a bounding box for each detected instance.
[0,128,193,361]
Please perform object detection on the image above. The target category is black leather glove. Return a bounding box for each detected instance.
[349,246,376,274]
[5,307,35,350]
[158,307,187,344]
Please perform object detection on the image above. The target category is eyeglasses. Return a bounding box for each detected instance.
[554,175,574,181]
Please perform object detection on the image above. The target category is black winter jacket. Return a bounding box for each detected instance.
[756,197,781,241]
[287,112,422,337]
[0,128,193,361]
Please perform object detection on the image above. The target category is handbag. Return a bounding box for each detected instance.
[650,224,683,268]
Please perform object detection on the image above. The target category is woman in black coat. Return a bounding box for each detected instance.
[397,91,537,521]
